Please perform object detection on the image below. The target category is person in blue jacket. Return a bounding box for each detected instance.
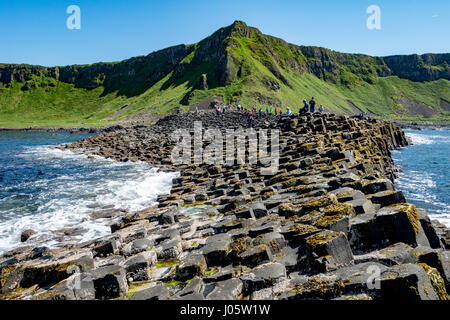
[300,99,309,114]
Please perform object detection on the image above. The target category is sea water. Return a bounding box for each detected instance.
[0,130,178,255]
[392,128,450,227]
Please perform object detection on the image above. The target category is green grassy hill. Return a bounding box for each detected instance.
[0,21,449,128]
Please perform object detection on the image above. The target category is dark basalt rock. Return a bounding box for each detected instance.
[2,111,448,301]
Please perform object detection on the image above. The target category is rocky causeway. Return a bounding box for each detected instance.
[0,111,449,300]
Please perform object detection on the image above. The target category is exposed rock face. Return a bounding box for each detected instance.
[0,21,448,113]
[384,54,450,82]
[0,111,448,300]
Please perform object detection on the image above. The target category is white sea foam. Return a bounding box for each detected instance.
[405,130,450,146]
[0,146,179,255]
[406,132,434,145]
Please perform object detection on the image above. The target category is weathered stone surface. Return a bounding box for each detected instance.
[129,285,170,300]
[305,230,354,270]
[121,238,153,257]
[354,243,417,266]
[368,190,406,207]
[205,278,243,300]
[20,229,36,242]
[241,262,286,295]
[92,239,120,258]
[20,251,94,288]
[91,265,128,299]
[378,263,440,300]
[349,204,428,253]
[123,251,157,282]
[413,246,450,293]
[156,239,182,260]
[174,253,207,281]
[201,234,232,267]
[362,179,394,194]
[418,209,442,249]
[238,245,273,268]
[35,273,95,300]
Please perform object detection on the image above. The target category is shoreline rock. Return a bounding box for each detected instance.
[1,111,448,300]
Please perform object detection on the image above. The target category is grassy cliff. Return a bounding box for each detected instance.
[0,21,449,128]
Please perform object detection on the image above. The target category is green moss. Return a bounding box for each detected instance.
[314,214,345,228]
[278,203,300,216]
[305,232,339,246]
[156,259,180,268]
[231,237,250,255]
[323,203,355,217]
[418,263,449,300]
[292,276,346,299]
[203,267,218,277]
[288,224,320,235]
[180,200,206,208]
[300,194,338,211]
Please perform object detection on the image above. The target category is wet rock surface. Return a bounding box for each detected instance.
[1,111,448,300]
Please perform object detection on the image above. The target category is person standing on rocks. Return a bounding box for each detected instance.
[247,111,254,128]
[309,97,316,113]
[319,105,324,113]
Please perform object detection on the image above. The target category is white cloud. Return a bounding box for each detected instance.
[432,13,439,18]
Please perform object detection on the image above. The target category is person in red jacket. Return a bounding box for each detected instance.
[247,112,254,128]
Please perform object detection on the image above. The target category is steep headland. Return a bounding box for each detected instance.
[0,21,449,128]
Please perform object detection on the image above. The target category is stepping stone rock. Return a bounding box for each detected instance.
[174,254,207,281]
[20,251,94,289]
[123,251,157,282]
[368,190,406,207]
[201,234,232,267]
[130,285,170,300]
[91,265,128,299]
[305,230,354,269]
[241,262,286,295]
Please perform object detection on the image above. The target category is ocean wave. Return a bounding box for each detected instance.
[394,129,450,227]
[405,131,450,146]
[0,145,179,255]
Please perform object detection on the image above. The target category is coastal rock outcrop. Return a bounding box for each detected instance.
[1,111,448,300]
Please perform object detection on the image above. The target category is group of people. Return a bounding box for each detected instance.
[211,97,325,128]
[300,97,324,114]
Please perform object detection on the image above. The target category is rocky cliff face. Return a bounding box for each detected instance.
[384,53,450,82]
[0,44,193,96]
[1,21,448,91]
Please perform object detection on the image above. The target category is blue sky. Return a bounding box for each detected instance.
[1,0,448,66]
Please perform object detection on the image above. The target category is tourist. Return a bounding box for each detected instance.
[215,105,220,116]
[222,104,226,113]
[259,108,262,119]
[319,105,324,113]
[275,108,278,115]
[300,99,309,114]
[247,111,254,128]
[309,97,316,113]
[279,107,292,120]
